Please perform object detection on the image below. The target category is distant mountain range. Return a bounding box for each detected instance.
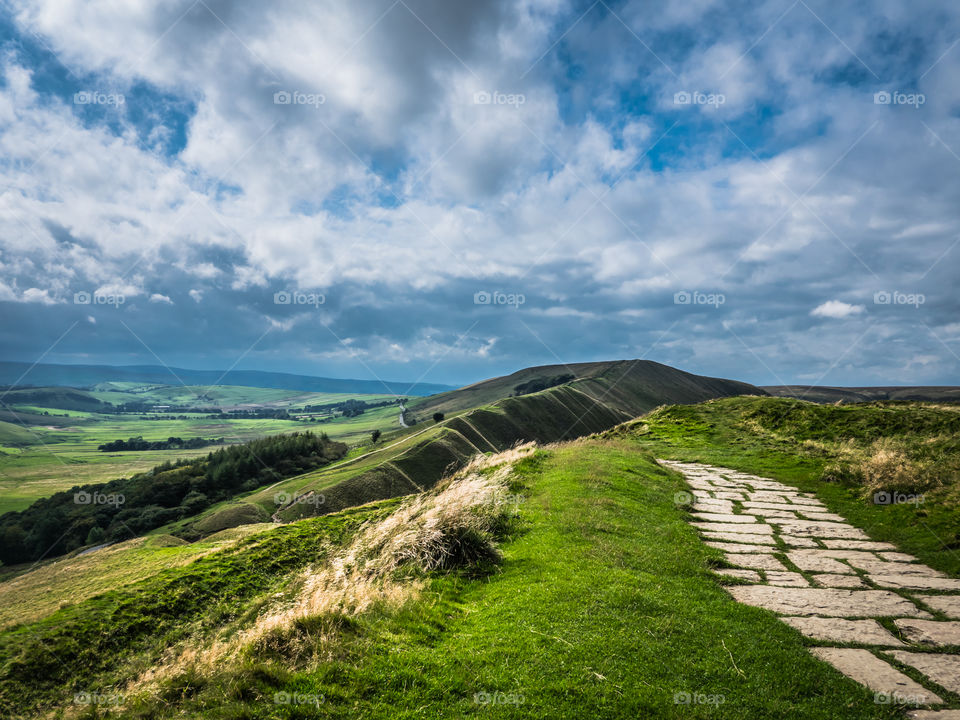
[0,362,456,397]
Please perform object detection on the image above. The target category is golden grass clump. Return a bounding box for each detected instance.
[123,444,535,698]
[860,439,933,494]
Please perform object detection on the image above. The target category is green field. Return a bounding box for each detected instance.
[0,385,403,513]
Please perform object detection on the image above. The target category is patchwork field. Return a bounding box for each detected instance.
[0,385,403,513]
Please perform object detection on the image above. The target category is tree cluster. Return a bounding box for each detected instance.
[0,431,347,565]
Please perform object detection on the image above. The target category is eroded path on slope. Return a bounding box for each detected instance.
[661,460,960,719]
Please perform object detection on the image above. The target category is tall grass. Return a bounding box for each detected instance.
[121,444,535,712]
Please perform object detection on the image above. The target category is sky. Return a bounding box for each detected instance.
[0,0,958,388]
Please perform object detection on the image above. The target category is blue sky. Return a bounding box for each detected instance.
[0,0,958,387]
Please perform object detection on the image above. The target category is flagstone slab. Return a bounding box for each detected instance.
[783,617,904,645]
[771,520,868,539]
[849,560,944,577]
[878,552,919,563]
[715,568,762,582]
[907,710,960,719]
[916,596,960,619]
[812,574,867,589]
[888,651,960,694]
[791,496,826,506]
[741,509,798,519]
[894,620,960,647]
[692,522,773,534]
[822,539,898,551]
[787,552,855,574]
[810,648,941,704]
[704,542,776,554]
[725,553,788,572]
[712,491,747,500]
[781,535,819,548]
[743,501,811,511]
[692,498,733,508]
[726,587,931,618]
[691,512,757,523]
[871,576,960,591]
[765,571,809,587]
[810,549,882,562]
[701,530,777,545]
[748,493,790,503]
[798,511,847,522]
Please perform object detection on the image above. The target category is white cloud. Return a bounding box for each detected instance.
[810,300,865,319]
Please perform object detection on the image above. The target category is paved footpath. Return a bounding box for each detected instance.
[662,460,960,719]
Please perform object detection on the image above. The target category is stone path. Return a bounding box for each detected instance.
[662,460,960,716]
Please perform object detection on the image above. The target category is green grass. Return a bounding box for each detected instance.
[621,396,960,576]
[0,501,400,719]
[0,526,274,630]
[0,401,402,514]
[21,438,903,720]
[86,383,395,409]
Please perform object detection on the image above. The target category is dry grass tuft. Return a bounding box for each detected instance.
[123,443,535,701]
[820,438,939,495]
[860,439,934,494]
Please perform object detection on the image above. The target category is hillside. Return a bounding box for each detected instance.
[409,359,763,419]
[0,362,455,396]
[263,359,763,523]
[0,432,919,719]
[763,385,960,404]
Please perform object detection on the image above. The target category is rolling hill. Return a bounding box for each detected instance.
[260,359,765,523]
[0,362,455,396]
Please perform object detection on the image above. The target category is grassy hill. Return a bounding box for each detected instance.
[409,359,763,419]
[199,359,762,531]
[0,434,905,719]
